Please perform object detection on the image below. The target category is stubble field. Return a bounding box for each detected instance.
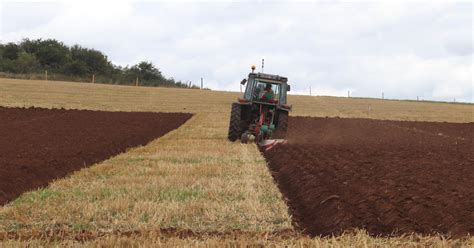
[0,78,473,247]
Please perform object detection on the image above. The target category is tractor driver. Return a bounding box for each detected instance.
[259,83,274,102]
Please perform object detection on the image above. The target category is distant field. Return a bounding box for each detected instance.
[1,78,473,122]
[0,78,473,246]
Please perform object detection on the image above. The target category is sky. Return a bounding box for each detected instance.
[0,0,472,102]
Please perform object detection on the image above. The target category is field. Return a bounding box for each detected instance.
[0,107,191,205]
[265,117,473,237]
[0,78,473,247]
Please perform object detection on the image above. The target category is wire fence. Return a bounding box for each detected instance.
[305,87,471,105]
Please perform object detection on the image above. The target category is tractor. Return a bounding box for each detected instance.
[227,66,292,150]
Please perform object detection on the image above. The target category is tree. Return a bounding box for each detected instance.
[128,61,166,86]
[35,39,69,69]
[14,51,39,73]
[0,59,14,72]
[70,45,112,75]
[19,38,42,54]
[0,44,4,59]
[3,43,21,60]
[64,60,88,76]
[0,39,190,89]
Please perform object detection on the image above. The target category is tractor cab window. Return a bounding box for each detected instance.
[253,81,280,103]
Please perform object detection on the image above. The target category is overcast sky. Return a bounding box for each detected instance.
[1,0,472,102]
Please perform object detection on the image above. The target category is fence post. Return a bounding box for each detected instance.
[309,87,312,96]
[92,74,95,84]
[382,92,384,99]
[45,70,48,81]
[347,90,350,98]
[135,77,139,86]
[201,77,203,89]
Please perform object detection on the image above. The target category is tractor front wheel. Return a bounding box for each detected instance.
[228,103,242,141]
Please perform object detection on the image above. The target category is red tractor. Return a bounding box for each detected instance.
[228,67,292,150]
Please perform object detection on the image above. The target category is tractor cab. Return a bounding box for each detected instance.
[239,72,291,109]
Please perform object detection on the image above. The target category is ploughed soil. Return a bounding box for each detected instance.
[0,107,191,205]
[265,116,474,237]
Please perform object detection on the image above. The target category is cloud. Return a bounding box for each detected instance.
[0,1,472,102]
[0,2,60,35]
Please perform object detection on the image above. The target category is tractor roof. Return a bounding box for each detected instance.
[249,72,288,83]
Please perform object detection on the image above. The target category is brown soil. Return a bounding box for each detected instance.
[264,116,474,237]
[0,107,191,205]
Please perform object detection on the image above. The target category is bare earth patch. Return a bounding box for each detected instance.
[265,116,474,237]
[0,107,191,205]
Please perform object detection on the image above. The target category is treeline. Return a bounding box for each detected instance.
[0,38,199,88]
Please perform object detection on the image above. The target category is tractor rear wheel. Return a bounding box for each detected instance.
[228,103,242,141]
[277,110,288,134]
